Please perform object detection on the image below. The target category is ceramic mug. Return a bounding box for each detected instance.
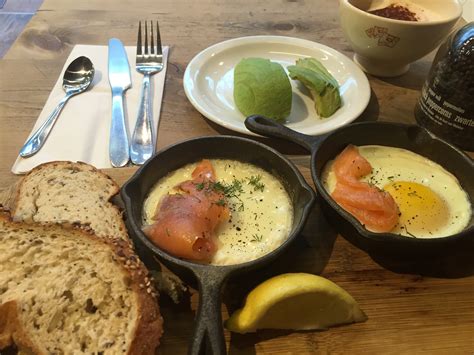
[339,0,463,77]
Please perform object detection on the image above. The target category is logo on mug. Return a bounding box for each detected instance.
[365,26,400,48]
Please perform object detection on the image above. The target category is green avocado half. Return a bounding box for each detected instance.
[233,58,292,121]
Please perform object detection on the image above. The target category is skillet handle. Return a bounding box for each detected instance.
[189,269,228,355]
[245,115,323,152]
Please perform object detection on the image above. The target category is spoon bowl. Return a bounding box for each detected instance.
[63,56,95,93]
[19,56,95,158]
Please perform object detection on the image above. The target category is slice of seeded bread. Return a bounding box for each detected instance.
[8,161,187,304]
[0,214,162,354]
[11,161,128,241]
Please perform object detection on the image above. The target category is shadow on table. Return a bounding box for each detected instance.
[229,320,357,354]
[158,289,196,353]
[229,327,330,354]
[373,59,430,91]
[207,118,309,155]
[369,249,474,278]
[353,87,379,123]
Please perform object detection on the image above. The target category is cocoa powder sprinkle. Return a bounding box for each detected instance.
[369,4,419,21]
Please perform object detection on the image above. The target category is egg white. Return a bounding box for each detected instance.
[322,145,472,238]
[143,159,294,265]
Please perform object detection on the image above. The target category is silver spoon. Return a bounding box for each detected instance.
[19,56,95,158]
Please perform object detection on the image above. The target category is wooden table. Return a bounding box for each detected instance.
[0,0,473,353]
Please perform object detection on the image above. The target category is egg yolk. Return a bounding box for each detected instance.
[384,181,449,237]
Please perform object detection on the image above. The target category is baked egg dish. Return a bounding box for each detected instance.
[143,159,293,265]
[322,145,472,238]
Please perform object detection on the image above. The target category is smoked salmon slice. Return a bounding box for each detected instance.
[333,145,373,185]
[330,145,399,233]
[143,160,230,262]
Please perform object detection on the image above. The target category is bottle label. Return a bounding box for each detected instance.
[419,82,473,131]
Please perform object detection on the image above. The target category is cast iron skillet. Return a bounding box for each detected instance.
[121,135,315,355]
[245,115,474,257]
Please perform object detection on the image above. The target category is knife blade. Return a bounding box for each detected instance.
[108,38,131,167]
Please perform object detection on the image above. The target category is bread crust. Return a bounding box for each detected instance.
[6,162,164,352]
[0,214,163,354]
[11,161,128,241]
[109,238,164,355]
[0,301,42,354]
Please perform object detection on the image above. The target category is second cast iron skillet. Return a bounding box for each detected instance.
[121,135,315,355]
[245,115,474,258]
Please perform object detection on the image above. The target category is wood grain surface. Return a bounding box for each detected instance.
[0,0,473,354]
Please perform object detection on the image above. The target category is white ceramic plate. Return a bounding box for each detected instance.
[183,35,371,136]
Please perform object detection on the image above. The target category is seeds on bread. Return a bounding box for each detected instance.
[12,161,128,241]
[0,214,162,354]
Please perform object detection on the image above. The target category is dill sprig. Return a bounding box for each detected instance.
[247,175,265,192]
[215,198,226,206]
[404,225,417,238]
[212,179,244,199]
[407,191,421,199]
[193,178,243,198]
[237,202,244,212]
[250,234,263,243]
[194,179,245,211]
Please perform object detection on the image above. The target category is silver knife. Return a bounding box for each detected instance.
[108,38,131,167]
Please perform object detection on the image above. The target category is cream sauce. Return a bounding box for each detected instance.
[143,159,294,265]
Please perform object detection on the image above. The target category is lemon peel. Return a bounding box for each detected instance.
[225,273,367,333]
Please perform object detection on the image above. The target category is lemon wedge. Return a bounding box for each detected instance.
[225,273,367,333]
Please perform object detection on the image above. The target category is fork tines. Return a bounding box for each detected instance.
[137,20,162,58]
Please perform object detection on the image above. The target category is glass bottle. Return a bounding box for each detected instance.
[414,22,474,151]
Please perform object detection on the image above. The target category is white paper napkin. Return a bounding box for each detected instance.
[12,44,169,174]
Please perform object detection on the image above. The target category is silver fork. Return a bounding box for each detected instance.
[130,20,163,165]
